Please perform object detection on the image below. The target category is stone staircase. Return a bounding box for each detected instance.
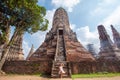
[51,61,70,78]
[51,32,71,78]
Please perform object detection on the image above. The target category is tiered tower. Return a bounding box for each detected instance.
[28,7,94,77]
[87,44,97,58]
[98,25,120,60]
[111,25,120,49]
[26,44,34,60]
[6,33,24,60]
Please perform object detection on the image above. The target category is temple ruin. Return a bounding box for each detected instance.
[26,44,34,60]
[6,33,24,60]
[111,25,120,49]
[97,25,120,60]
[28,7,95,77]
[1,7,120,77]
[87,44,97,58]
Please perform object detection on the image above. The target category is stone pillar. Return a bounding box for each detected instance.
[26,44,34,60]
[97,25,120,60]
[111,25,120,49]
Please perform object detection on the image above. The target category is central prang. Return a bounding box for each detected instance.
[27,7,94,78]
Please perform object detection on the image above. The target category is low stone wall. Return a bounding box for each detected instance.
[70,60,120,74]
[2,60,52,74]
[2,60,120,75]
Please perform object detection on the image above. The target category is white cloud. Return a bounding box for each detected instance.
[70,24,76,30]
[45,9,55,31]
[52,0,80,12]
[102,6,120,28]
[98,6,120,42]
[90,0,118,16]
[32,9,55,40]
[28,9,55,50]
[23,40,31,59]
[76,26,98,42]
[31,31,46,44]
[98,0,118,6]
[91,7,105,16]
[71,25,100,53]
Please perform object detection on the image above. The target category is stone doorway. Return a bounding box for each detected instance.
[59,29,63,35]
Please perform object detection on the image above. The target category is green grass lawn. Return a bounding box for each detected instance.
[72,73,120,78]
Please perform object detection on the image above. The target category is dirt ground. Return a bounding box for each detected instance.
[0,75,120,80]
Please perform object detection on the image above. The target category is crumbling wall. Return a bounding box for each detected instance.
[2,60,120,74]
[70,60,120,74]
[2,60,52,74]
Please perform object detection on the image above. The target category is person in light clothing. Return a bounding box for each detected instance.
[59,63,65,78]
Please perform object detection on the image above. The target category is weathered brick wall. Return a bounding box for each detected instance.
[70,60,120,74]
[2,60,52,74]
[2,60,120,74]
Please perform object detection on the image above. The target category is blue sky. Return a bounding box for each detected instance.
[22,0,120,58]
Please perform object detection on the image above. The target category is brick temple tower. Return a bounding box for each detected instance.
[28,7,94,77]
[6,33,24,60]
[98,25,120,60]
[111,25,120,49]
[87,44,97,58]
[26,44,34,60]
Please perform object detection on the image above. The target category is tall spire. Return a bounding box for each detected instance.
[29,7,94,62]
[26,44,34,60]
[98,25,120,60]
[87,44,97,58]
[29,7,94,77]
[111,25,120,49]
[6,33,24,60]
[52,7,71,34]
[98,25,114,51]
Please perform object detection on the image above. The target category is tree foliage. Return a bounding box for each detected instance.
[0,0,49,71]
[0,0,48,45]
[0,0,48,34]
[0,12,10,45]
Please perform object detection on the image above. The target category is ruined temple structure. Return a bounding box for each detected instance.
[111,25,120,49]
[26,44,34,60]
[6,33,24,60]
[98,25,120,60]
[28,7,94,77]
[87,44,97,58]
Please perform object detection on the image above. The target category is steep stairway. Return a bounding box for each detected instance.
[51,31,71,78]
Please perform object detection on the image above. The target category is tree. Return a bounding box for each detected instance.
[0,0,48,71]
[0,11,10,45]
